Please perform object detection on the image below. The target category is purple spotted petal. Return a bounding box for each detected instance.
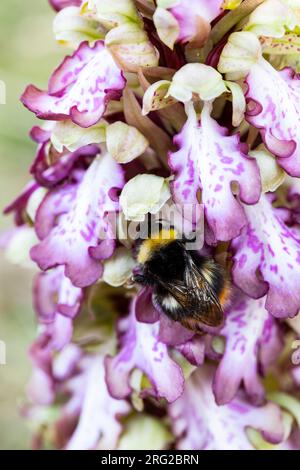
[31,152,124,287]
[259,314,283,372]
[30,125,52,144]
[135,288,160,324]
[135,289,195,345]
[49,0,81,11]
[21,41,126,128]
[66,356,129,450]
[33,267,83,325]
[47,315,75,352]
[169,365,284,450]
[213,292,281,405]
[158,313,194,346]
[27,334,55,406]
[169,0,223,44]
[175,336,205,366]
[4,181,39,225]
[231,193,300,318]
[169,103,261,241]
[52,344,82,381]
[34,177,80,241]
[246,63,300,176]
[287,182,300,225]
[136,289,196,349]
[105,297,185,403]
[31,142,98,188]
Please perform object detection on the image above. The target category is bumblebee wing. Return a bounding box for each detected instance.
[154,278,189,308]
[154,255,224,328]
[182,257,224,327]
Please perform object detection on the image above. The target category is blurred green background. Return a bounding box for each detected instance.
[0,0,62,449]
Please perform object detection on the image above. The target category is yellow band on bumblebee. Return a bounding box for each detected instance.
[137,228,178,264]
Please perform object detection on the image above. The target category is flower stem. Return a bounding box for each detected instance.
[210,0,266,45]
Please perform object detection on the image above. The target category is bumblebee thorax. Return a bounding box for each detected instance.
[137,228,178,264]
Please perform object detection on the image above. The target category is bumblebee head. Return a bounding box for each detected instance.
[137,227,178,265]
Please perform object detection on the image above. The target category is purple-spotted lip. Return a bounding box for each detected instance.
[30,152,124,288]
[33,268,83,327]
[212,291,282,407]
[169,101,261,242]
[105,298,185,404]
[3,180,39,226]
[245,97,297,160]
[231,194,300,319]
[21,41,126,129]
[245,67,299,162]
[30,125,52,144]
[30,142,99,188]
[169,365,285,450]
[245,97,263,117]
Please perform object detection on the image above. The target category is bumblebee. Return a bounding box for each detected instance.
[133,228,230,331]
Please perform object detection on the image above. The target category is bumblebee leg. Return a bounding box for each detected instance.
[132,273,147,284]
